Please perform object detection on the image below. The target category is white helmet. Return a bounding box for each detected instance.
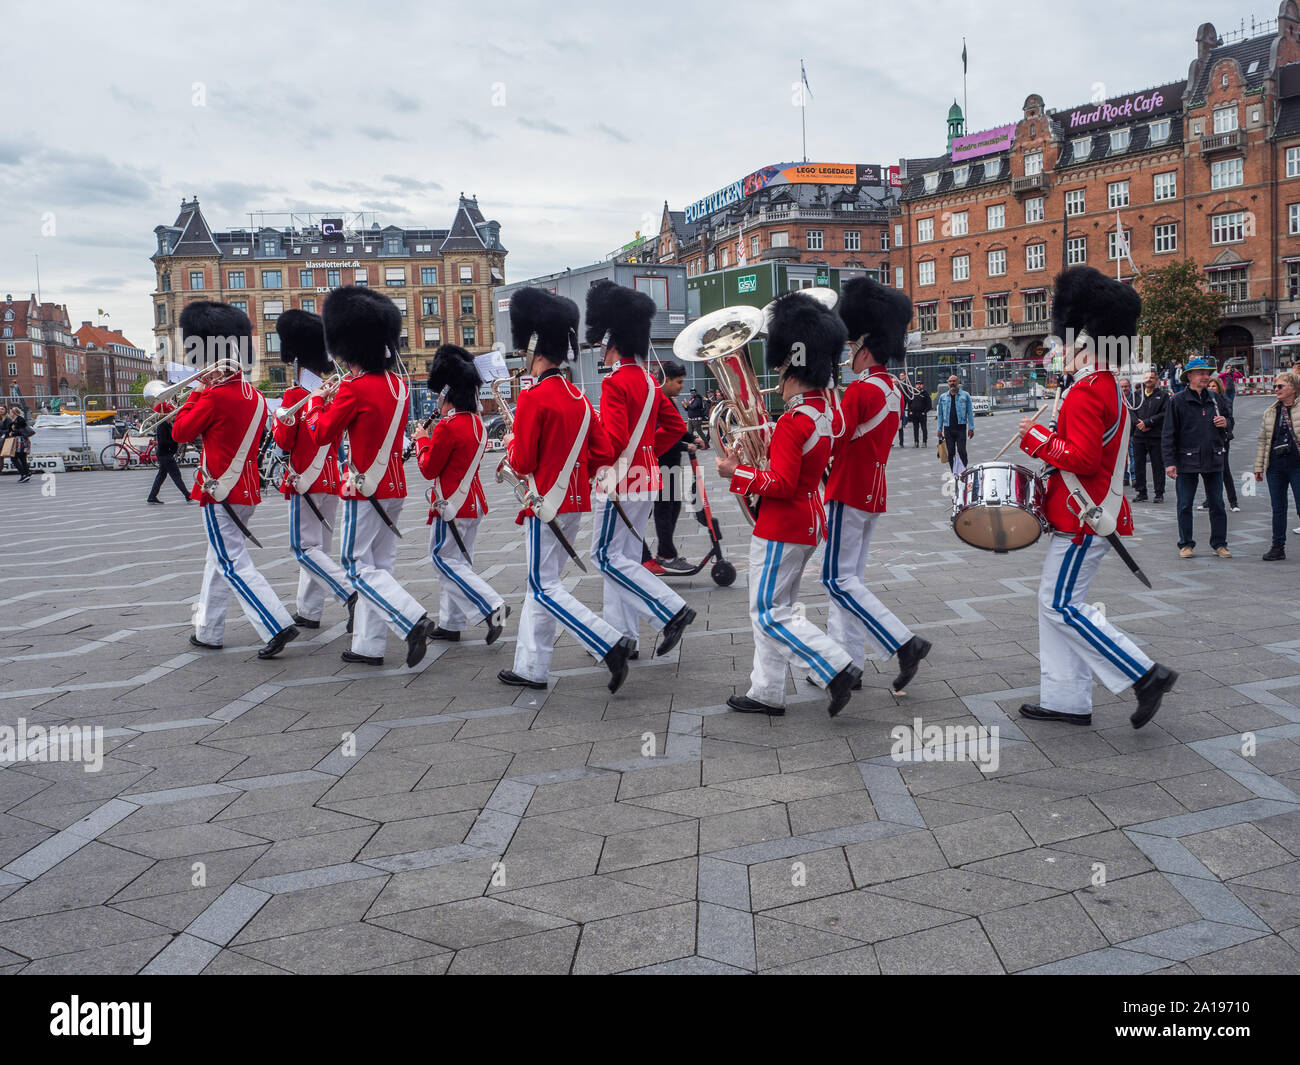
[142,379,168,401]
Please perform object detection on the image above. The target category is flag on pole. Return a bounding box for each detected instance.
[962,39,968,74]
[1115,207,1137,274]
[801,59,813,99]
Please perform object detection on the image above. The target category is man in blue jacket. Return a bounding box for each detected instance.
[935,374,974,470]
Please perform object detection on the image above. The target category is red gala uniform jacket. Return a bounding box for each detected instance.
[1019,367,1134,540]
[506,370,615,524]
[304,371,408,500]
[825,366,899,514]
[730,392,834,546]
[170,377,266,506]
[599,361,687,495]
[272,385,342,497]
[416,409,489,522]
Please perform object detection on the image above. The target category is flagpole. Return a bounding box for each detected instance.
[962,37,968,129]
[801,58,807,162]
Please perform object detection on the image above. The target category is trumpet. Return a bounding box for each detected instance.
[489,373,544,511]
[139,359,243,432]
[275,367,345,426]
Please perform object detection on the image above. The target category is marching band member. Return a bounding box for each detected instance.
[416,344,507,645]
[716,293,862,717]
[822,278,931,694]
[585,280,695,658]
[498,287,635,693]
[1016,267,1176,728]
[271,309,356,633]
[303,286,431,669]
[170,301,299,659]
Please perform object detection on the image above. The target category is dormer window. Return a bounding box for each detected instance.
[1072,136,1092,158]
[1149,119,1171,142]
[953,165,969,186]
[1110,129,1130,152]
[984,158,1002,179]
[3,311,11,322]
[264,238,277,255]
[924,173,939,193]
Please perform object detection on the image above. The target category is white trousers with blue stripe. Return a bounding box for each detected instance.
[513,513,620,684]
[196,503,293,645]
[747,536,852,707]
[821,502,914,666]
[429,516,503,631]
[289,492,351,623]
[591,494,685,646]
[1038,533,1154,715]
[340,497,426,658]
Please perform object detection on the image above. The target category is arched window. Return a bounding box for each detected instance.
[3,310,12,321]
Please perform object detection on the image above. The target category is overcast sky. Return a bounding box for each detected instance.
[0,0,1278,356]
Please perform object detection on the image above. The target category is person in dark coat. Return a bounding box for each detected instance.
[906,377,932,447]
[145,386,191,504]
[1162,356,1232,558]
[1130,370,1167,502]
[3,406,33,483]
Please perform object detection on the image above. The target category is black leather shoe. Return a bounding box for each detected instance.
[345,591,358,633]
[604,636,635,693]
[805,674,861,691]
[1153,495,1164,503]
[628,648,639,661]
[727,694,785,716]
[406,615,431,668]
[146,498,163,505]
[342,650,383,666]
[655,606,696,657]
[1132,493,1148,503]
[258,625,299,660]
[1019,703,1091,725]
[292,614,321,629]
[891,635,932,694]
[1131,664,1177,729]
[826,666,864,718]
[189,634,222,650]
[484,604,509,646]
[428,626,461,642]
[498,669,546,690]
[1264,544,1286,561]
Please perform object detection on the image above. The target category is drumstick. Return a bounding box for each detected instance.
[992,398,1053,461]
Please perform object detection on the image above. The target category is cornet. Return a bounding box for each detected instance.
[139,359,243,432]
[275,366,346,426]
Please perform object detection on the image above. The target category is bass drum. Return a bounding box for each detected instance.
[951,462,1048,553]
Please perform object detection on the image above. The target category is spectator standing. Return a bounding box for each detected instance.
[145,399,192,504]
[895,372,910,447]
[906,377,932,447]
[1255,370,1300,560]
[1163,356,1232,558]
[1130,370,1167,503]
[2,406,33,483]
[647,361,702,572]
[684,388,705,445]
[1171,360,1186,394]
[1206,375,1240,511]
[934,374,974,471]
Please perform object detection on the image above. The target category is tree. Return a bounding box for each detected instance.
[1136,260,1224,370]
[128,373,149,398]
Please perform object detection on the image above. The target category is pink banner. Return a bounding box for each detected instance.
[951,124,1016,162]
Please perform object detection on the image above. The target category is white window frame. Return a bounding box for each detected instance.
[1066,236,1087,265]
[1025,197,1044,223]
[459,265,474,283]
[1072,136,1091,158]
[1154,172,1177,200]
[1107,228,1133,260]
[1211,157,1244,189]
[1149,118,1171,143]
[1024,150,1043,176]
[806,230,823,251]
[952,255,970,282]
[843,230,860,251]
[1066,189,1086,216]
[1211,211,1245,244]
[924,173,939,193]
[1288,146,1300,178]
[1026,243,1046,271]
[950,211,968,236]
[987,249,1006,277]
[1107,180,1130,208]
[918,260,936,286]
[1154,223,1178,253]
[1213,105,1239,134]
[1290,204,1300,236]
[1109,129,1130,153]
[986,204,1005,230]
[916,218,934,243]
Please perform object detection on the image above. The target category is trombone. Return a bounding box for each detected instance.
[139,359,243,432]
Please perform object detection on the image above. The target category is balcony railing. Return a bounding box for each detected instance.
[1220,297,1272,318]
[1010,319,1050,336]
[1011,174,1048,194]
[759,246,801,261]
[1201,129,1244,155]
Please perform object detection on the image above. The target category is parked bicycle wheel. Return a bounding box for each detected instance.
[100,442,131,470]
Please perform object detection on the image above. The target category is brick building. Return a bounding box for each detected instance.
[657,161,900,286]
[1,294,86,411]
[73,322,151,408]
[150,196,507,385]
[898,2,1300,372]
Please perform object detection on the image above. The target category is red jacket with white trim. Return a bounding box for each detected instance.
[729,393,833,546]
[170,377,265,506]
[598,361,688,495]
[303,371,408,500]
[416,409,489,522]
[271,384,342,497]
[1019,367,1134,539]
[825,366,899,513]
[506,371,615,524]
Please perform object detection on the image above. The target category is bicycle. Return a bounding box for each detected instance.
[100,433,157,470]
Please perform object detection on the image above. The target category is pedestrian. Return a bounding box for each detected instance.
[1162,355,1232,558]
[1254,370,1300,560]
[1130,370,1167,503]
[649,360,702,572]
[684,388,706,444]
[1206,374,1240,512]
[1118,376,1133,485]
[934,374,974,470]
[1171,360,1186,394]
[145,387,192,504]
[2,406,33,483]
[896,372,910,447]
[906,375,931,447]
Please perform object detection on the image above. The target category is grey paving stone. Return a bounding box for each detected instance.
[20,934,173,975]
[698,902,756,970]
[933,812,1035,866]
[871,867,1058,916]
[571,901,696,974]
[1115,920,1269,962]
[844,828,949,886]
[495,876,679,923]
[875,917,1005,975]
[448,926,580,974]
[748,848,854,911]
[1021,947,1170,975]
[1187,933,1300,974]
[758,944,880,975]
[597,820,699,872]
[369,896,573,950]
[230,877,388,945]
[1181,822,1294,880]
[1162,873,1270,930]
[1074,871,1204,943]
[765,889,964,945]
[980,894,1110,972]
[605,857,698,900]
[200,949,294,975]
[235,922,444,975]
[141,932,223,975]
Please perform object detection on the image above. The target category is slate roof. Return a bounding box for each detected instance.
[1188,32,1276,102]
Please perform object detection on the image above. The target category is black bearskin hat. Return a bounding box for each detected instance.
[510,287,580,363]
[179,300,253,371]
[1051,266,1141,347]
[276,309,330,376]
[426,344,482,412]
[765,291,846,389]
[838,277,912,366]
[322,285,400,373]
[584,279,656,359]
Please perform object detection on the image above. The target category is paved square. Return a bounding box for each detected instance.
[2,394,1299,974]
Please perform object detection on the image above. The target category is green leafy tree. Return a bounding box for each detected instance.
[1136,260,1223,371]
[128,373,149,398]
